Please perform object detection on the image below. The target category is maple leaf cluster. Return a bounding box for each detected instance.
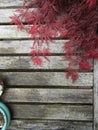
[10,0,98,82]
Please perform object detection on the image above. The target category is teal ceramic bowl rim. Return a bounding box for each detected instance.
[0,102,11,130]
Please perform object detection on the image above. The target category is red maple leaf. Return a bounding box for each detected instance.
[10,0,98,82]
[79,60,91,70]
[66,68,78,82]
[10,14,23,30]
[32,57,42,66]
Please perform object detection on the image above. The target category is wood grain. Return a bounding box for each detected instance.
[0,9,16,23]
[0,0,22,8]
[0,56,93,70]
[94,60,98,130]
[0,72,93,86]
[0,56,77,70]
[2,88,92,104]
[0,8,35,23]
[0,40,66,54]
[0,25,61,39]
[8,120,93,130]
[8,104,93,121]
[0,3,94,130]
[0,25,29,39]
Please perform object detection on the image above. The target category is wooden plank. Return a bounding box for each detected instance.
[0,8,35,23]
[0,25,61,39]
[94,60,98,130]
[0,72,93,86]
[0,56,76,70]
[8,104,93,120]
[0,56,93,70]
[8,120,93,130]
[0,25,29,39]
[0,0,22,8]
[0,40,65,54]
[2,88,93,104]
[0,9,15,23]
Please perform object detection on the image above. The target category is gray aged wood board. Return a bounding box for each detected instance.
[0,25,61,39]
[2,88,92,103]
[0,40,66,54]
[0,0,22,8]
[0,9,16,23]
[0,56,70,70]
[0,72,93,86]
[8,104,92,120]
[7,120,93,130]
[0,56,93,70]
[0,25,29,39]
[94,60,98,130]
[0,8,36,23]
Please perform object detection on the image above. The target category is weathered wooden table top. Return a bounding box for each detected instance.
[0,0,98,130]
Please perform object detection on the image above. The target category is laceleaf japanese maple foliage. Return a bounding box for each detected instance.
[10,0,98,82]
